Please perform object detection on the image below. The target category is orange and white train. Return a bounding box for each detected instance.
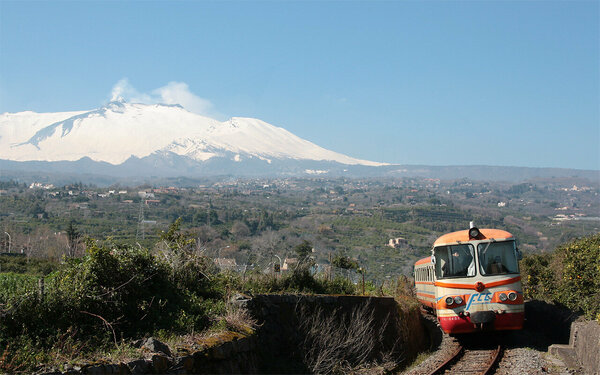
[414,224,524,334]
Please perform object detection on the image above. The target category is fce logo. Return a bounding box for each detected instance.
[466,293,492,310]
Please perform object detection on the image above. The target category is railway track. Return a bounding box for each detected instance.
[429,344,502,375]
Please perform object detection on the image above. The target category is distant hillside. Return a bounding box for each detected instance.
[0,159,597,186]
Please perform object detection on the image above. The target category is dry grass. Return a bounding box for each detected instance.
[223,304,258,335]
[297,301,395,374]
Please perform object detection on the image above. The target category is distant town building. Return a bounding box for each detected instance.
[498,201,507,207]
[282,258,298,271]
[29,182,54,190]
[388,237,408,248]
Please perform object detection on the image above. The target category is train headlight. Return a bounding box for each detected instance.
[508,292,517,301]
[445,296,454,306]
[454,296,463,304]
[499,293,508,302]
[469,227,480,239]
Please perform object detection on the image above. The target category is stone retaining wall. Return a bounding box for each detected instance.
[40,294,427,374]
[41,331,259,375]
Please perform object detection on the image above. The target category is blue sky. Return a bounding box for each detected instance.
[1,1,598,170]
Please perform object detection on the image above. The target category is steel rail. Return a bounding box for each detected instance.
[428,344,503,375]
[480,344,502,375]
[429,344,463,375]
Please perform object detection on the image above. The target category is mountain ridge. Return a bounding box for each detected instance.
[1,101,597,183]
[0,100,386,167]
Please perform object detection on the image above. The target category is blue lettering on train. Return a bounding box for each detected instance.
[466,293,492,310]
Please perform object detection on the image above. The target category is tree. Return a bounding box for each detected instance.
[66,220,81,258]
[158,218,195,253]
[231,221,250,238]
[332,252,359,271]
[294,240,313,268]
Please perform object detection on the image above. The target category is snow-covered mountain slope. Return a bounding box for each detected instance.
[0,99,386,167]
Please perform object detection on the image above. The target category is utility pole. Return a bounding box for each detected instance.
[136,200,145,241]
[207,199,212,228]
[328,252,332,281]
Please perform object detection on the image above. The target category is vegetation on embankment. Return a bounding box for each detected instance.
[0,219,366,373]
[520,233,600,320]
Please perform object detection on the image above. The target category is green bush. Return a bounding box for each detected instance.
[241,269,356,295]
[0,273,39,302]
[0,237,224,367]
[0,218,361,371]
[0,255,58,275]
[521,233,600,320]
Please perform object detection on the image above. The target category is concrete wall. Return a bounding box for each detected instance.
[549,320,600,374]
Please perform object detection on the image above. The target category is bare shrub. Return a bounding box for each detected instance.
[297,301,392,374]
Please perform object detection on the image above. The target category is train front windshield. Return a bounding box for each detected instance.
[478,240,519,275]
[434,244,476,278]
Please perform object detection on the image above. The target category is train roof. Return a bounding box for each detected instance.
[415,256,431,266]
[433,229,514,247]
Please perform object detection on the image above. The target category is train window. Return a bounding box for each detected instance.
[478,240,519,275]
[434,244,476,279]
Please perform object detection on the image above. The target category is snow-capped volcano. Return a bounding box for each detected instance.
[0,99,385,168]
